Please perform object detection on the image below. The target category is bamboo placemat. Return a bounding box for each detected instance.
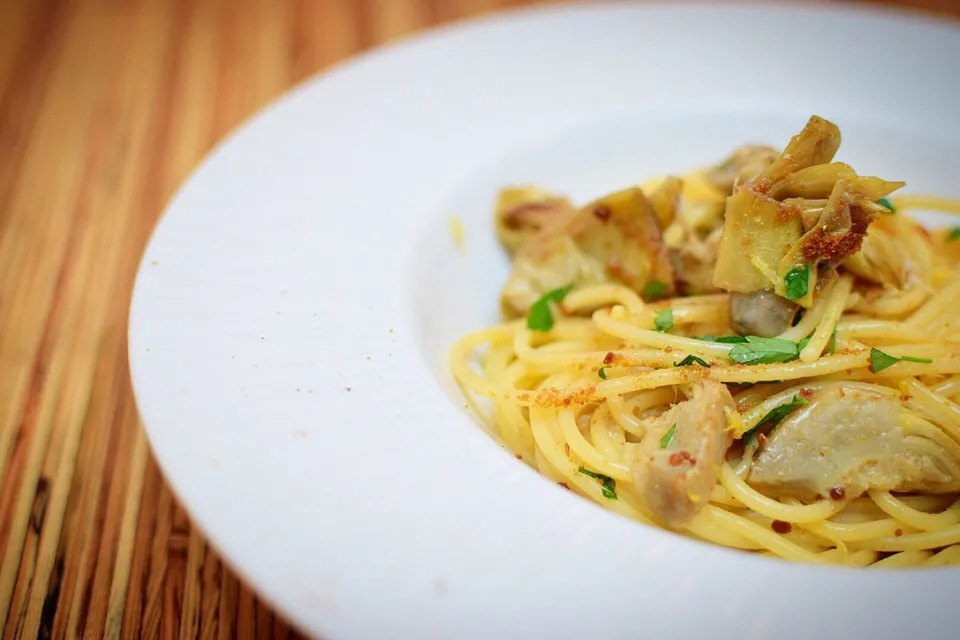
[1,0,958,638]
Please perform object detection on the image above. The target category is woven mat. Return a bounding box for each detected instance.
[1,0,956,637]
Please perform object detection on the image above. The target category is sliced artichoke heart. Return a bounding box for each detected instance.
[714,186,803,294]
[494,186,575,256]
[715,115,905,310]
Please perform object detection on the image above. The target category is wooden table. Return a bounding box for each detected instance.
[0,0,957,637]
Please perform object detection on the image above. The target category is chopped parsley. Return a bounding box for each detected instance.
[654,308,674,332]
[643,279,668,300]
[701,333,829,365]
[870,348,933,373]
[578,467,618,499]
[949,227,960,240]
[828,328,837,355]
[743,395,809,443]
[876,197,896,213]
[598,367,608,380]
[674,354,710,368]
[526,284,573,332]
[660,424,677,449]
[728,336,803,365]
[783,265,810,300]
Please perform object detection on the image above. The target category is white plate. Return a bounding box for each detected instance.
[128,3,960,639]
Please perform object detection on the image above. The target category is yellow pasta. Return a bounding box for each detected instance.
[451,117,960,568]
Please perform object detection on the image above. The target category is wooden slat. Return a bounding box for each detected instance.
[0,0,957,638]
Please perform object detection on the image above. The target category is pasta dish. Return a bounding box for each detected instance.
[450,115,960,568]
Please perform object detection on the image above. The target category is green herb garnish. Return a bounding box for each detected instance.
[870,348,933,373]
[870,349,899,373]
[876,197,896,213]
[743,395,809,443]
[654,308,674,332]
[526,284,573,332]
[578,467,618,499]
[949,227,960,240]
[598,367,608,380]
[728,336,803,365]
[643,280,668,300]
[784,265,810,300]
[674,355,710,368]
[660,424,677,449]
[828,328,837,355]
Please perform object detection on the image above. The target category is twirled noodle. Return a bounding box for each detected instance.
[451,120,960,568]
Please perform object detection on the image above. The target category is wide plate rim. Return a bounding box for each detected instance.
[128,3,960,639]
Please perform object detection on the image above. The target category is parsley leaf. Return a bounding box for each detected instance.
[643,280,668,300]
[949,227,960,240]
[660,424,677,449]
[526,284,573,332]
[674,354,710,367]
[828,328,837,355]
[578,466,618,499]
[598,367,608,380]
[728,336,801,365]
[870,348,933,373]
[699,335,748,344]
[870,348,899,372]
[743,395,809,443]
[784,265,810,300]
[654,308,674,332]
[876,197,896,213]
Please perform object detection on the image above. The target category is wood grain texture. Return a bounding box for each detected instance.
[0,0,957,638]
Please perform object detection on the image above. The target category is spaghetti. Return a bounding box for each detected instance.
[450,115,960,567]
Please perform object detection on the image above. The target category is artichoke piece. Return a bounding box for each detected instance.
[499,236,606,319]
[655,175,726,296]
[768,162,857,200]
[748,386,960,501]
[844,215,930,289]
[499,187,675,318]
[756,115,842,185]
[494,187,576,256]
[632,380,736,528]
[715,114,904,309]
[704,145,780,194]
[669,226,724,296]
[571,188,675,292]
[781,198,827,232]
[647,176,683,229]
[843,175,905,202]
[713,185,804,293]
[778,177,904,280]
[729,291,799,338]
